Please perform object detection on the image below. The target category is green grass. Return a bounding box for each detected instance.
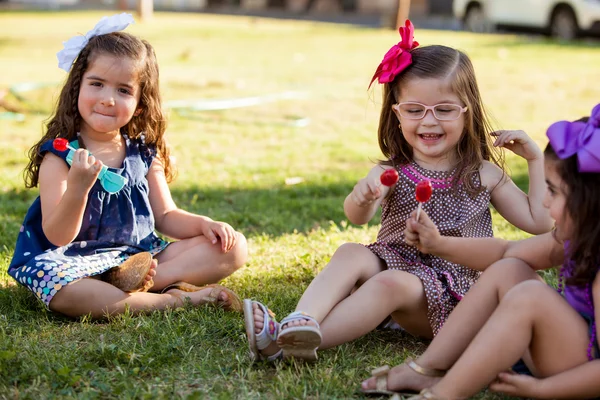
[0,10,598,399]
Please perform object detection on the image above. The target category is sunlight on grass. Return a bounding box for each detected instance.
[1,10,598,398]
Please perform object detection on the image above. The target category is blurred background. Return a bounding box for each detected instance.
[2,0,600,41]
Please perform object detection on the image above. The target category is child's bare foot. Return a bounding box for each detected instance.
[140,259,157,292]
[361,361,444,394]
[163,282,242,312]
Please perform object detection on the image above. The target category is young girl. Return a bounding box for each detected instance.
[360,104,600,399]
[8,14,247,319]
[243,20,553,362]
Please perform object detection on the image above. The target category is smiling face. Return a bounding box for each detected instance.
[543,158,573,241]
[393,77,466,169]
[77,54,141,139]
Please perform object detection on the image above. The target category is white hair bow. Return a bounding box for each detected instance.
[56,13,135,72]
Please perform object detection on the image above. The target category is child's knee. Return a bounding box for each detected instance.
[370,270,417,293]
[228,232,248,270]
[48,284,81,317]
[502,280,548,310]
[483,258,540,284]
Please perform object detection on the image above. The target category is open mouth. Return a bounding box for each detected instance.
[418,133,444,141]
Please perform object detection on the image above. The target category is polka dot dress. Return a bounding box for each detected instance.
[8,134,169,308]
[366,161,493,336]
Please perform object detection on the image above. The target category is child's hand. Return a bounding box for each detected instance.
[67,149,102,194]
[404,209,440,253]
[350,177,382,207]
[489,371,546,398]
[492,130,543,162]
[202,220,238,252]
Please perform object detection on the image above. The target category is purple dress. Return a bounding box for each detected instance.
[366,161,493,335]
[8,134,169,308]
[561,251,598,361]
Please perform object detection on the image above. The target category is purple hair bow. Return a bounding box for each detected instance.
[547,103,600,172]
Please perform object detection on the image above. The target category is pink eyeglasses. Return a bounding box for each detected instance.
[394,102,468,121]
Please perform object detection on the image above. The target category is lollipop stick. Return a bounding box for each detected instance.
[416,203,422,222]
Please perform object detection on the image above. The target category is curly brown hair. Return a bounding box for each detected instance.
[544,135,600,287]
[376,45,503,195]
[24,31,174,188]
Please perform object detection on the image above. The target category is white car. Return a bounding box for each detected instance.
[453,0,600,39]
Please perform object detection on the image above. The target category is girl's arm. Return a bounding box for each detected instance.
[482,159,553,235]
[147,158,212,239]
[39,151,101,246]
[483,130,554,235]
[404,209,564,271]
[344,165,392,225]
[532,361,600,399]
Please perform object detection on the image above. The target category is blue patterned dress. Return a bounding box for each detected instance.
[8,133,169,308]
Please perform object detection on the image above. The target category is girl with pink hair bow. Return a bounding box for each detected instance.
[361,104,600,398]
[243,20,553,365]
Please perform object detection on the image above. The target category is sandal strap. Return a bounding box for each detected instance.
[253,301,279,351]
[407,359,446,377]
[279,311,320,329]
[405,388,447,400]
[370,365,391,392]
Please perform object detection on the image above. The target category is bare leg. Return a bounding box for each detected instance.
[152,232,247,290]
[49,277,234,319]
[432,280,589,399]
[361,258,541,393]
[295,243,386,319]
[251,243,385,357]
[319,269,430,348]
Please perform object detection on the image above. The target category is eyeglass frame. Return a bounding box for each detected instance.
[392,102,468,121]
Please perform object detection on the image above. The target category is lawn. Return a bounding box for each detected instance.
[0,10,599,399]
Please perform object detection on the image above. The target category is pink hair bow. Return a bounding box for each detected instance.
[368,19,419,89]
[547,103,600,172]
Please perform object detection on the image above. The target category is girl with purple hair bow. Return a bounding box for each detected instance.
[360,103,600,399]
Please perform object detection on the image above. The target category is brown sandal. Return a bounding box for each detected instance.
[161,281,243,312]
[101,252,154,293]
[361,359,446,396]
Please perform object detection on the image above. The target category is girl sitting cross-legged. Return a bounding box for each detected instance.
[8,14,247,319]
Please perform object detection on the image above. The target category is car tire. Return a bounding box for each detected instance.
[549,6,578,40]
[463,3,487,33]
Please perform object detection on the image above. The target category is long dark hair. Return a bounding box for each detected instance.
[24,31,174,188]
[545,134,600,286]
[377,45,503,195]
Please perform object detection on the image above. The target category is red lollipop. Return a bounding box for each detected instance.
[415,179,432,221]
[380,168,399,187]
[53,138,72,152]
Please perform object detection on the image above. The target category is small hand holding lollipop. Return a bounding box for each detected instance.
[52,138,128,194]
[379,168,399,187]
[415,179,432,221]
